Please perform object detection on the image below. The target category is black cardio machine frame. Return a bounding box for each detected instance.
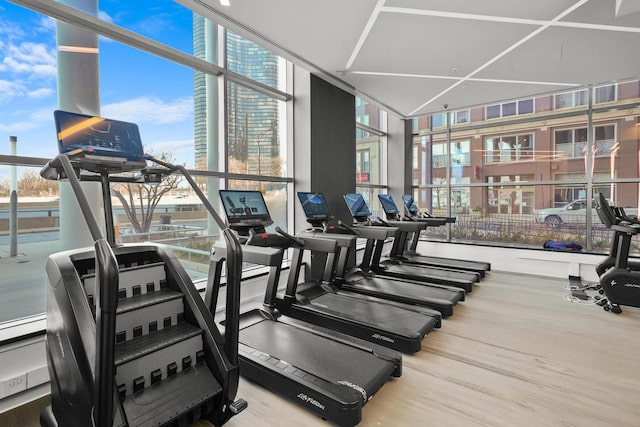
[595,192,640,313]
[209,189,403,426]
[378,194,490,277]
[344,193,479,293]
[40,110,245,427]
[298,191,465,318]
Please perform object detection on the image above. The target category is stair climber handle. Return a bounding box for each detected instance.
[93,239,120,427]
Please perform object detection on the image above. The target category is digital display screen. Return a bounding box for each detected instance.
[297,192,330,220]
[54,110,144,162]
[219,190,273,227]
[343,193,372,219]
[378,194,400,215]
[402,194,419,214]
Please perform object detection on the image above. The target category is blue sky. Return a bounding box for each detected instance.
[0,0,203,180]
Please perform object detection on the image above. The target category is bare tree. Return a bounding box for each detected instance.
[0,179,8,197]
[111,152,183,234]
[18,170,58,196]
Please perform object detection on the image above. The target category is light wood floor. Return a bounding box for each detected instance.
[5,271,640,426]
[203,271,640,427]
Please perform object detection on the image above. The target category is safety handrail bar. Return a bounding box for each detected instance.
[41,154,117,427]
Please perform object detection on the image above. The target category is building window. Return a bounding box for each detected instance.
[554,125,616,158]
[485,134,534,163]
[486,98,534,119]
[430,109,470,128]
[555,85,616,109]
[356,149,371,183]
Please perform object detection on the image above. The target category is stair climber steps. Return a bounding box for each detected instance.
[115,321,222,426]
[115,288,184,343]
[121,360,222,427]
[115,322,203,392]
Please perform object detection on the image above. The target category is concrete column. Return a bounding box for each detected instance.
[56,0,103,250]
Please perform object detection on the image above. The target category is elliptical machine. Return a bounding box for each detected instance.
[595,192,640,314]
[40,111,245,426]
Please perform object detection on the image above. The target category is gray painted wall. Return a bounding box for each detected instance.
[293,68,356,231]
[309,74,356,224]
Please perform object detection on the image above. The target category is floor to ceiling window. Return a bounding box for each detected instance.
[0,0,292,331]
[412,80,640,252]
[355,97,387,217]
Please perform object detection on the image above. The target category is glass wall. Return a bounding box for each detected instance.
[0,1,292,328]
[356,97,387,217]
[413,80,640,252]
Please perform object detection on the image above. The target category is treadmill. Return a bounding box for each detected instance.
[344,193,478,293]
[379,194,490,277]
[219,190,440,355]
[399,194,491,275]
[297,192,464,318]
[208,190,402,426]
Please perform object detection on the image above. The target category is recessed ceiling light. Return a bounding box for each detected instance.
[220,0,230,6]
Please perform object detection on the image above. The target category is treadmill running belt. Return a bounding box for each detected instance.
[240,320,395,392]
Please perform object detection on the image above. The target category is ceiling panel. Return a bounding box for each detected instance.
[478,26,640,86]
[384,0,578,20]
[188,0,376,73]
[346,73,454,113]
[563,0,640,27]
[352,12,536,76]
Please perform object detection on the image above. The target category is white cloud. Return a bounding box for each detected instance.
[0,118,43,133]
[37,16,56,34]
[144,139,194,167]
[27,87,54,99]
[0,106,57,132]
[98,10,114,24]
[0,41,57,78]
[0,20,24,42]
[0,79,25,103]
[101,96,193,124]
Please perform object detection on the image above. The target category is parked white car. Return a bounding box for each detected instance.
[535,198,623,228]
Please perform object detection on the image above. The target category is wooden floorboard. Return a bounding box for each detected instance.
[218,271,640,427]
[5,271,640,426]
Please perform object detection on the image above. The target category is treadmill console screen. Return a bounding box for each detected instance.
[54,110,145,162]
[343,193,372,222]
[402,194,420,214]
[219,190,274,227]
[378,194,400,215]
[297,192,331,222]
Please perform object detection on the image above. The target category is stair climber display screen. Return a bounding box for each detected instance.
[54,110,145,162]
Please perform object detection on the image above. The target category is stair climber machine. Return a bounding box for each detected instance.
[594,192,640,314]
[343,193,478,293]
[297,192,464,318]
[379,194,490,277]
[208,189,402,426]
[39,110,246,427]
